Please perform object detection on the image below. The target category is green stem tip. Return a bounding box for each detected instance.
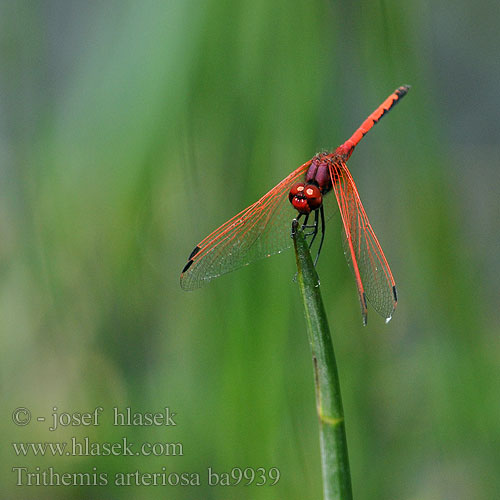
[292,219,353,500]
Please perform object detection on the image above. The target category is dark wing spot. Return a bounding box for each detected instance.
[392,285,398,302]
[182,259,194,274]
[361,292,368,325]
[188,245,201,260]
[362,292,368,309]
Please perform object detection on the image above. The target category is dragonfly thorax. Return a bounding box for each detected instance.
[305,153,335,191]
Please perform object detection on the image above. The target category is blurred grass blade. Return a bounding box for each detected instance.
[292,219,352,500]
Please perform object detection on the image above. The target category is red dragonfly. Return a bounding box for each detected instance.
[181,86,410,325]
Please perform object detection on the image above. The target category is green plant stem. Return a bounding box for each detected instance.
[292,219,352,500]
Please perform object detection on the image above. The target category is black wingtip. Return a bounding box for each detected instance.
[392,285,398,303]
[181,259,194,274]
[188,245,201,260]
[361,292,368,326]
[181,245,201,275]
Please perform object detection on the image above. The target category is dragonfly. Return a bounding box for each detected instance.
[181,86,410,325]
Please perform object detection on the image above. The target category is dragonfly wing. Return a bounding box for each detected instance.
[180,161,312,290]
[330,160,397,324]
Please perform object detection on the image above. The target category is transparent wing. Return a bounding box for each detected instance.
[180,161,311,290]
[330,160,397,324]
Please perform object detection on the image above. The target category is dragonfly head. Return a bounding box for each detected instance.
[289,182,322,215]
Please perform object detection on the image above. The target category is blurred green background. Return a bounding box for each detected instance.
[1,1,499,499]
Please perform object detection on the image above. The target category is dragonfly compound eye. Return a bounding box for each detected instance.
[291,196,310,214]
[289,182,322,214]
[289,183,311,214]
[304,185,322,210]
[289,182,305,202]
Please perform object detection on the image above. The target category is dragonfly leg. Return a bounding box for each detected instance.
[313,205,326,266]
[292,214,308,238]
[302,212,319,239]
[306,209,319,244]
[292,211,319,244]
[292,213,312,238]
[300,214,309,230]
